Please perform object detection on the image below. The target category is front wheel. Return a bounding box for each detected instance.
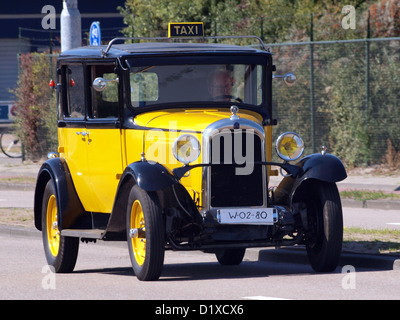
[304,181,343,272]
[126,185,165,281]
[41,180,79,273]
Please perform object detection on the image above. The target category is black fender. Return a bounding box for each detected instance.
[296,153,347,183]
[121,161,179,192]
[274,153,347,207]
[34,158,85,231]
[105,161,180,237]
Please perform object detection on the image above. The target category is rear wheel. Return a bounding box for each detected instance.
[126,185,165,281]
[304,181,343,272]
[41,180,79,273]
[215,248,246,265]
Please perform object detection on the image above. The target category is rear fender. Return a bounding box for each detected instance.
[34,158,85,231]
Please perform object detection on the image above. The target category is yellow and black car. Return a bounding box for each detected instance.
[34,24,347,281]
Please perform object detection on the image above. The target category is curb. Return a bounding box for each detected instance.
[0,183,35,191]
[2,224,398,271]
[0,224,40,238]
[341,198,400,210]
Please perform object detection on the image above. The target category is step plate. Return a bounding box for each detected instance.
[61,229,105,239]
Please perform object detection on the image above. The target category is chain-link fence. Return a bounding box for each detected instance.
[270,37,400,167]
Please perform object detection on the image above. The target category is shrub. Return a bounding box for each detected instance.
[11,52,58,161]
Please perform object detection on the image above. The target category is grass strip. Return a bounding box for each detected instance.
[340,189,400,201]
[343,227,400,255]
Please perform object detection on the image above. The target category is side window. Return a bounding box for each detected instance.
[90,64,119,119]
[65,64,85,119]
[257,65,263,105]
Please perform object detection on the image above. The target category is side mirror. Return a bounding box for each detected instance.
[273,72,296,86]
[93,77,119,92]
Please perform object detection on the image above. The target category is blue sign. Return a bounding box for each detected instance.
[0,105,8,120]
[90,21,101,46]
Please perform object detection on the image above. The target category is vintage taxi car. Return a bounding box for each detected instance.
[34,23,347,281]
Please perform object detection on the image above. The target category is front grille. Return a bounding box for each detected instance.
[210,130,264,207]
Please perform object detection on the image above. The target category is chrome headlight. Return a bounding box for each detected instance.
[276,132,304,161]
[172,134,201,164]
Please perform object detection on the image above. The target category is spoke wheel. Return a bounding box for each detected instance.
[126,185,165,281]
[46,194,60,257]
[42,180,79,273]
[130,200,146,266]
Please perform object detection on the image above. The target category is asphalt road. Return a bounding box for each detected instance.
[1,188,399,230]
[1,232,400,300]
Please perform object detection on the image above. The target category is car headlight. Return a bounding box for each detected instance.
[276,132,304,161]
[172,134,201,164]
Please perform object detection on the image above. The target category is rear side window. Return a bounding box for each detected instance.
[65,64,85,119]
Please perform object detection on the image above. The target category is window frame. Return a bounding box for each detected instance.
[60,62,86,122]
[86,62,121,123]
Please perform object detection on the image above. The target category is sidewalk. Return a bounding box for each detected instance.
[0,156,39,191]
[1,157,400,209]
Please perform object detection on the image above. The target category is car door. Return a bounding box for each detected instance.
[85,63,124,213]
[58,63,92,209]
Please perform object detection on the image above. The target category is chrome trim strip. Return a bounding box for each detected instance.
[201,117,266,214]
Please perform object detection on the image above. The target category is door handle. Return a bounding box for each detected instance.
[76,130,89,137]
[76,130,91,144]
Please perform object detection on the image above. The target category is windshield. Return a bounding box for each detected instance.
[128,62,264,108]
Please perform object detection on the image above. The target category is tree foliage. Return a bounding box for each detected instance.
[119,0,374,42]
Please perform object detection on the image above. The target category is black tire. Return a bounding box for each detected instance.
[304,181,343,272]
[41,180,79,273]
[126,185,165,281]
[215,248,246,265]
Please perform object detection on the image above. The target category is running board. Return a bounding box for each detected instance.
[61,229,105,239]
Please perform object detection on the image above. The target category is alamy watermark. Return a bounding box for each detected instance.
[41,265,56,290]
[341,265,356,290]
[341,5,356,30]
[41,5,56,30]
[145,121,255,175]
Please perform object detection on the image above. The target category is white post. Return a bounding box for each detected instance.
[61,0,82,52]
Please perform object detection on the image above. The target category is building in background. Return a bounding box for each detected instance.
[0,1,125,118]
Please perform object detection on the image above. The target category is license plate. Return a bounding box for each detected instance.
[217,208,277,225]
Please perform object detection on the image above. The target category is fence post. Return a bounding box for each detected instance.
[309,14,315,153]
[365,10,370,118]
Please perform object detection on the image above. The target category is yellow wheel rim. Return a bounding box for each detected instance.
[46,195,59,257]
[130,200,146,266]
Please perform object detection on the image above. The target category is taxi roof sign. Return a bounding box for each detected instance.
[168,22,204,38]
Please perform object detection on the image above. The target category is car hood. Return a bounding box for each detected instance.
[134,108,263,132]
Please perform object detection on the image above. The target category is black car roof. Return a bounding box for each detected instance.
[59,41,269,60]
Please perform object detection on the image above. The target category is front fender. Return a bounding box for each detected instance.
[121,161,179,192]
[105,161,179,237]
[296,153,347,183]
[34,158,85,231]
[273,153,347,206]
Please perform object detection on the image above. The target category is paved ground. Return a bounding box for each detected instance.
[0,155,399,274]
